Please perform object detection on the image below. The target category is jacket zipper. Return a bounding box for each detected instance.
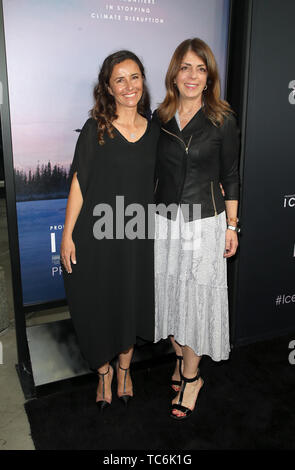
[161,127,194,203]
[210,181,217,216]
[161,127,192,154]
[162,127,193,203]
[162,127,217,217]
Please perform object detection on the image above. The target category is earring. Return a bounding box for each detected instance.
[203,84,208,91]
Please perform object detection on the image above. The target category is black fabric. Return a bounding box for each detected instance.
[24,333,295,450]
[62,118,159,370]
[153,108,240,221]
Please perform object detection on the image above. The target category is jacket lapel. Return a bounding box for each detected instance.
[181,108,208,139]
[162,116,182,137]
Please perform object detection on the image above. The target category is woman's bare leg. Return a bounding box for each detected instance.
[170,335,183,356]
[171,345,203,417]
[170,336,183,391]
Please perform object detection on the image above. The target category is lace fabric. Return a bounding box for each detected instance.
[154,209,230,361]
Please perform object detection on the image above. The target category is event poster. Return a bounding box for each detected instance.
[2,0,230,305]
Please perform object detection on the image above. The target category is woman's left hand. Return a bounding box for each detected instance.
[224,229,238,257]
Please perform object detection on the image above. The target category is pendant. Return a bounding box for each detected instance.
[130,133,136,139]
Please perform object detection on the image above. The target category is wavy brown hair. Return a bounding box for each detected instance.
[90,50,150,145]
[157,38,233,126]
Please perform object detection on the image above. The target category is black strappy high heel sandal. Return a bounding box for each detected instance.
[171,355,183,393]
[117,363,133,407]
[96,365,113,411]
[170,368,204,420]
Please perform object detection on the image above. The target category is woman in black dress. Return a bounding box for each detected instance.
[60,51,159,410]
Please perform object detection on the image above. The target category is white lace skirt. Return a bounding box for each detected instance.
[154,209,230,361]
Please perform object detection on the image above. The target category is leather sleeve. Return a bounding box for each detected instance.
[219,113,241,201]
[151,109,161,190]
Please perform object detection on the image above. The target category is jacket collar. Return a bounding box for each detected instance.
[162,106,208,138]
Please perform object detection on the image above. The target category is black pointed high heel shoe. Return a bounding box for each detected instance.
[96,365,113,412]
[170,368,204,420]
[171,355,183,394]
[117,363,133,407]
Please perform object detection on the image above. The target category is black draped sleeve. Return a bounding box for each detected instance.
[68,117,96,200]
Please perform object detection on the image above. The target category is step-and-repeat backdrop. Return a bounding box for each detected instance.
[235,0,295,343]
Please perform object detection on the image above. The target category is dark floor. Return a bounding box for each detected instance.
[24,332,295,450]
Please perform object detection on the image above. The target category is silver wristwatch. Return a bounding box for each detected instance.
[227,225,240,233]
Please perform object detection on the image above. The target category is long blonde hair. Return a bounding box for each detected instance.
[157,38,233,126]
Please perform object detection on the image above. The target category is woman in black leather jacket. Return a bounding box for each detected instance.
[153,38,240,420]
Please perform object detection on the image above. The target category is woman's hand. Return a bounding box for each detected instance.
[60,172,83,274]
[60,236,76,273]
[224,229,238,258]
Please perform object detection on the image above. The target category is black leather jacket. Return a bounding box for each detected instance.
[153,108,240,221]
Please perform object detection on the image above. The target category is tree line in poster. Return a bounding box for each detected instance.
[14,161,72,201]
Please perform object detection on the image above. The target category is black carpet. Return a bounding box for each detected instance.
[24,333,295,450]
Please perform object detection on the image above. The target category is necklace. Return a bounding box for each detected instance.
[114,122,136,139]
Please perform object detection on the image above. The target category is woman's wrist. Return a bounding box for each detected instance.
[62,229,73,241]
[226,216,238,226]
[226,224,240,233]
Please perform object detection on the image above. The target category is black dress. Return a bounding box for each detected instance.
[61,117,159,370]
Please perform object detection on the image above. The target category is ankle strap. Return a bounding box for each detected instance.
[181,368,200,382]
[119,364,130,371]
[98,366,110,376]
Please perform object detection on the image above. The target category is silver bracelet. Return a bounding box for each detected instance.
[227,225,240,233]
